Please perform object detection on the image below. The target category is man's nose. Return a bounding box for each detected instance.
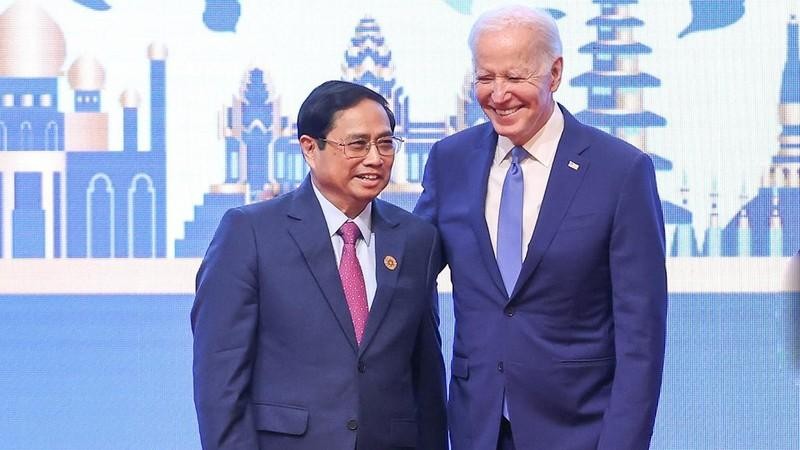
[490,81,511,102]
[362,143,384,165]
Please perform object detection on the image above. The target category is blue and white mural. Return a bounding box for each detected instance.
[0,1,797,448]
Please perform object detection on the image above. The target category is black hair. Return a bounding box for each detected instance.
[296,80,395,144]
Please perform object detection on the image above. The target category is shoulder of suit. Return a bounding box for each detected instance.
[232,189,294,218]
[577,120,648,163]
[375,199,436,233]
[434,122,494,149]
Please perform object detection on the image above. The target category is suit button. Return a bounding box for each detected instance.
[358,361,366,373]
[504,307,515,317]
[497,361,504,373]
[346,419,358,431]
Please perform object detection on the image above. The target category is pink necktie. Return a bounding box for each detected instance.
[338,221,369,345]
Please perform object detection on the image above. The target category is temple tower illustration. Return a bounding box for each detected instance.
[721,15,800,256]
[175,67,285,257]
[570,0,696,255]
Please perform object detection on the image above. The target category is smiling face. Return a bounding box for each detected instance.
[300,98,394,218]
[473,26,562,146]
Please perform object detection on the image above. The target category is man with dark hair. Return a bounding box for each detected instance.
[414,5,667,450]
[192,80,447,450]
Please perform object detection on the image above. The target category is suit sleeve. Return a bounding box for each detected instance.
[412,229,448,450]
[191,208,260,450]
[597,152,668,450]
[413,141,446,274]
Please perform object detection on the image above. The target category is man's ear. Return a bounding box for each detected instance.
[549,57,563,92]
[299,135,317,165]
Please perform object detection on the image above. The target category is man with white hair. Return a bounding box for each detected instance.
[414,5,668,449]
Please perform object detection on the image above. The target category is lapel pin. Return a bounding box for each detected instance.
[384,255,397,271]
[568,160,580,171]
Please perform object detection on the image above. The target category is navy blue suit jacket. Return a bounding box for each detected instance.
[414,105,667,450]
[192,178,447,450]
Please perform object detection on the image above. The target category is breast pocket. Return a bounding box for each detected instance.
[451,356,469,379]
[559,213,599,232]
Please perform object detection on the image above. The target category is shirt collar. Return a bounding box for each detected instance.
[495,103,564,168]
[311,181,372,245]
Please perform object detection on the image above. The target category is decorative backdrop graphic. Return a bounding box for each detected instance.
[0,0,798,449]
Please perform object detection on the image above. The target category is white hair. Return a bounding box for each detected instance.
[468,5,563,66]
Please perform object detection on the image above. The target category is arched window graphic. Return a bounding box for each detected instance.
[45,122,59,151]
[0,122,6,150]
[20,122,33,150]
[86,173,115,257]
[128,174,156,258]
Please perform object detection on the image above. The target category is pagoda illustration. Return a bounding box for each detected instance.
[569,0,696,256]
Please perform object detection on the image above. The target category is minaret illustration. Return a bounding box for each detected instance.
[0,2,167,259]
[721,15,799,256]
[570,0,696,256]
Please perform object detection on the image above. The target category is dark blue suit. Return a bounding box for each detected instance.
[414,105,667,450]
[192,178,447,450]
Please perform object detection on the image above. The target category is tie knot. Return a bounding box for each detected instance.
[338,221,361,245]
[511,146,527,165]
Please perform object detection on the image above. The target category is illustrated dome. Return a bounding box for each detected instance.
[119,88,141,108]
[147,42,168,61]
[0,2,66,77]
[68,54,105,91]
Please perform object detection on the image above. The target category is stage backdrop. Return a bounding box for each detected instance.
[0,0,798,448]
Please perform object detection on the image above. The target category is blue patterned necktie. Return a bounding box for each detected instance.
[497,146,527,297]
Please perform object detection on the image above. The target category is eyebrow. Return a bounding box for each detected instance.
[344,131,393,140]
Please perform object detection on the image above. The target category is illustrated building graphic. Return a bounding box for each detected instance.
[0,2,167,259]
[176,10,799,258]
[569,0,698,256]
[720,15,800,257]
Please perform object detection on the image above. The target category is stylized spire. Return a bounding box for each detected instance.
[709,179,719,228]
[736,183,751,256]
[769,188,783,256]
[680,170,690,207]
[702,179,722,256]
[341,16,397,99]
[778,15,799,159]
[570,0,666,149]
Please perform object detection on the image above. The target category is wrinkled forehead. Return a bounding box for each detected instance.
[472,29,548,73]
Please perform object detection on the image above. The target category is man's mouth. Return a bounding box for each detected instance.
[356,174,381,181]
[494,106,521,117]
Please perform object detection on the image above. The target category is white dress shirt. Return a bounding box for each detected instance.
[485,105,565,260]
[312,182,377,309]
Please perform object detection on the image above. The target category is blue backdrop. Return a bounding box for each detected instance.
[0,1,798,448]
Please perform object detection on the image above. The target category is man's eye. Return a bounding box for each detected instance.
[347,140,368,151]
[475,77,493,84]
[507,77,526,83]
[376,139,394,149]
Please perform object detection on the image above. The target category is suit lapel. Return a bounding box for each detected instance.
[358,200,404,356]
[511,106,591,299]
[467,124,508,299]
[286,178,359,353]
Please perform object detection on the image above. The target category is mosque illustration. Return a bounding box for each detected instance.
[176,5,800,259]
[0,2,167,259]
